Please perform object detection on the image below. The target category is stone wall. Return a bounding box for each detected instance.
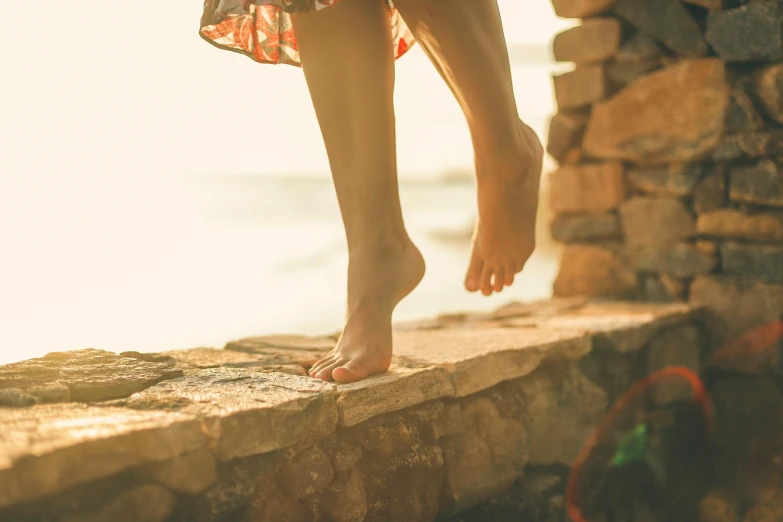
[0,300,701,522]
[546,0,783,349]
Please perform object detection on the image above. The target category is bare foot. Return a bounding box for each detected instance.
[464,121,543,296]
[309,241,425,383]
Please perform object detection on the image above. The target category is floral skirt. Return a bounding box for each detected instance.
[199,0,416,66]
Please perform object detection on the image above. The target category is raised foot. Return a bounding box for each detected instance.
[465,121,544,296]
[309,241,425,383]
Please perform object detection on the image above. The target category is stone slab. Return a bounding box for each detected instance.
[0,349,182,403]
[0,404,205,509]
[336,365,455,427]
[126,368,338,461]
[389,327,592,397]
[160,347,307,376]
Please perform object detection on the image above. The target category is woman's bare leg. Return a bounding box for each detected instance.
[293,0,424,383]
[393,0,543,296]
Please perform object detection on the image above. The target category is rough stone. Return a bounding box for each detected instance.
[138,448,217,494]
[126,368,337,461]
[335,365,453,427]
[745,490,783,521]
[690,275,783,345]
[390,326,591,398]
[562,148,584,164]
[685,0,727,9]
[546,111,590,163]
[642,275,680,302]
[620,197,697,246]
[550,212,621,243]
[647,325,702,404]
[755,63,783,123]
[332,439,364,472]
[25,383,70,403]
[711,376,783,449]
[627,242,718,277]
[161,347,307,376]
[699,490,741,522]
[628,163,706,196]
[62,484,176,522]
[694,166,728,214]
[0,388,37,407]
[553,244,638,299]
[439,396,528,514]
[697,209,783,242]
[553,65,606,110]
[731,158,783,207]
[278,447,334,499]
[713,130,783,161]
[549,162,626,214]
[725,85,765,133]
[0,404,205,509]
[514,364,607,466]
[552,18,621,64]
[721,242,783,282]
[583,59,729,164]
[606,32,664,90]
[551,0,616,18]
[0,349,182,403]
[707,2,783,62]
[321,468,367,522]
[225,334,334,368]
[238,475,309,522]
[614,0,709,57]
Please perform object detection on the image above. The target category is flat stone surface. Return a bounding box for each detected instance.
[721,242,783,282]
[225,334,334,368]
[389,327,592,398]
[507,301,699,354]
[550,212,622,243]
[615,0,708,57]
[553,244,638,299]
[697,209,783,242]
[125,368,338,461]
[553,65,606,110]
[336,364,454,427]
[707,2,783,62]
[731,159,783,207]
[551,0,616,18]
[583,59,728,164]
[549,162,626,214]
[0,349,182,403]
[627,242,718,278]
[0,404,205,509]
[160,347,307,376]
[620,197,697,246]
[552,18,621,64]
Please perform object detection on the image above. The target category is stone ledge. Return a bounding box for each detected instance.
[0,299,702,518]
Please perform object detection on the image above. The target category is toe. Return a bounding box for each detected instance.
[493,266,505,292]
[480,265,494,296]
[503,260,515,286]
[309,354,336,377]
[465,251,483,292]
[333,359,372,384]
[316,358,346,382]
[514,259,525,274]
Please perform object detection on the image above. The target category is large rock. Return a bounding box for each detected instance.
[126,368,338,461]
[514,364,607,466]
[321,468,367,522]
[721,242,783,282]
[583,59,729,164]
[614,0,708,57]
[277,446,334,499]
[0,349,182,403]
[546,111,590,163]
[137,448,217,494]
[549,162,626,214]
[627,243,718,277]
[707,2,783,62]
[730,159,783,207]
[725,85,765,133]
[553,244,638,299]
[712,130,783,162]
[0,404,205,509]
[755,64,783,124]
[550,212,621,243]
[553,65,606,110]
[439,396,528,514]
[62,484,176,522]
[552,18,621,64]
[619,197,697,246]
[606,33,664,90]
[697,209,783,243]
[690,275,783,346]
[628,163,705,196]
[551,0,615,18]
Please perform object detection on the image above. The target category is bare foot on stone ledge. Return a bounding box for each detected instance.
[309,241,425,384]
[465,121,544,296]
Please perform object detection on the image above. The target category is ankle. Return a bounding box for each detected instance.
[347,236,412,261]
